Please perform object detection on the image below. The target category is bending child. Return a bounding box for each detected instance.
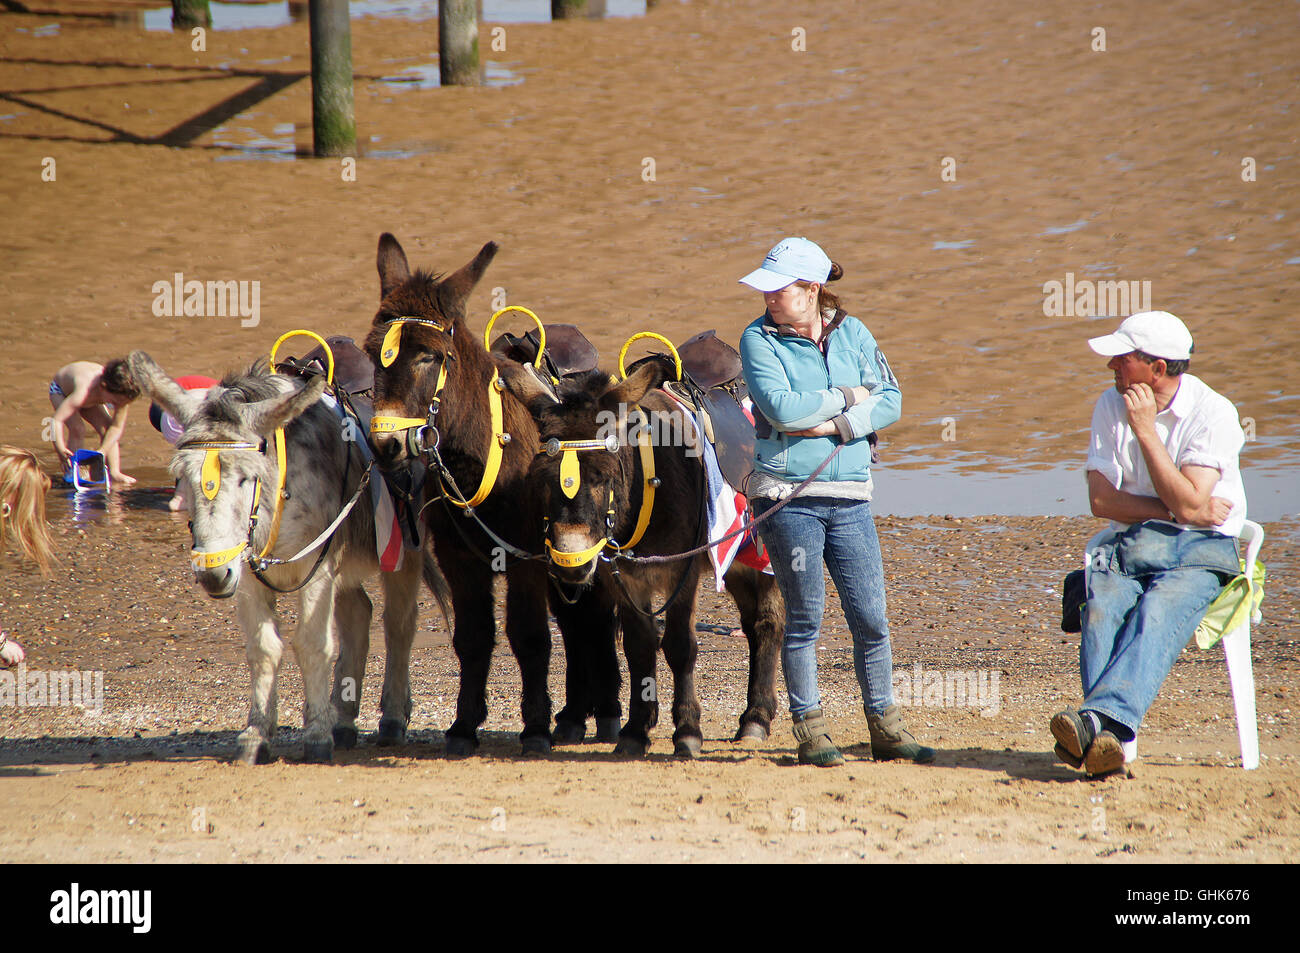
[48,358,142,486]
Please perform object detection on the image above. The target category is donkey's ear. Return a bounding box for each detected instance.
[442,241,499,304]
[245,376,327,436]
[127,351,201,428]
[377,233,411,300]
[602,362,662,409]
[496,359,556,407]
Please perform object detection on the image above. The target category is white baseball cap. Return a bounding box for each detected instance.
[739,237,832,292]
[1088,311,1194,361]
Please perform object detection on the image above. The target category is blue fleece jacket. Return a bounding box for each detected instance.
[739,310,901,483]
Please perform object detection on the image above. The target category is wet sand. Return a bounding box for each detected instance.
[1,0,1298,862]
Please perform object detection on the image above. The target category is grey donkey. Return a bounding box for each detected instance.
[129,351,451,764]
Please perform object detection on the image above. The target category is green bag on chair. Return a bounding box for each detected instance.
[1194,558,1266,650]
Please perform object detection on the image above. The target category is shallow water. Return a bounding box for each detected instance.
[136,0,646,32]
[872,460,1297,521]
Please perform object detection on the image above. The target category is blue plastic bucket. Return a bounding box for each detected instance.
[65,449,110,491]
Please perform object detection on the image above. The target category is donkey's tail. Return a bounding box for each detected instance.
[421,549,454,631]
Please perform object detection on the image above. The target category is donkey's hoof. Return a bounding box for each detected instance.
[595,717,621,744]
[673,736,703,759]
[377,719,407,747]
[332,724,359,750]
[734,721,769,743]
[614,736,648,757]
[552,720,586,745]
[233,740,272,766]
[521,734,552,756]
[303,739,334,763]
[444,735,478,757]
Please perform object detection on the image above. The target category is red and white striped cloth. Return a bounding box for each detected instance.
[369,471,405,572]
[666,393,770,591]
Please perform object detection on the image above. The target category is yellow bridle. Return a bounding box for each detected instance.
[187,329,334,573]
[541,416,658,568]
[183,430,287,571]
[369,312,519,511]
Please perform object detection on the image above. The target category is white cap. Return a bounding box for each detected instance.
[739,237,832,292]
[1088,311,1194,361]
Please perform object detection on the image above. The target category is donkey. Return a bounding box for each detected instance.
[129,351,446,764]
[362,234,621,755]
[522,363,784,756]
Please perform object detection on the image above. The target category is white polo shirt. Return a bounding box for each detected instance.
[1085,372,1247,537]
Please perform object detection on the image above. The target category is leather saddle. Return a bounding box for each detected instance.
[490,324,598,378]
[295,336,374,397]
[625,331,756,492]
[285,335,375,427]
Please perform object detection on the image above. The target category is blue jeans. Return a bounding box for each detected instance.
[751,496,895,719]
[1081,522,1238,740]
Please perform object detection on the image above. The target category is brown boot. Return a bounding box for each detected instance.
[792,709,844,767]
[867,705,936,764]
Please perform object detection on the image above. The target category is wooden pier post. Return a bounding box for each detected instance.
[308,0,356,156]
[171,0,211,29]
[440,0,482,86]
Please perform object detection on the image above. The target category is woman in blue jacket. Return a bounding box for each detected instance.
[739,237,933,767]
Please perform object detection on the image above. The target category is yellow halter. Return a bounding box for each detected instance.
[541,414,658,567]
[182,431,287,571]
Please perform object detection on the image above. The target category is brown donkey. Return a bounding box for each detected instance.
[522,363,784,756]
[362,234,621,754]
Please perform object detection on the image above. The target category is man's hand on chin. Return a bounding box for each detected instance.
[1123,382,1159,434]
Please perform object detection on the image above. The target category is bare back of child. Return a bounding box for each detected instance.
[49,358,142,486]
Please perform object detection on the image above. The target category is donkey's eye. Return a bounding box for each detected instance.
[239,477,250,488]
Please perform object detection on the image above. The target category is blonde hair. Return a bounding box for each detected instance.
[0,446,54,573]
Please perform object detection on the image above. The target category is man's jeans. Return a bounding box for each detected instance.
[751,496,895,719]
[1081,522,1239,740]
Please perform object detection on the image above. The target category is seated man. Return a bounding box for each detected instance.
[1051,311,1246,777]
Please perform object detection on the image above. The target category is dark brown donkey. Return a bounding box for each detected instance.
[522,363,784,756]
[363,234,620,754]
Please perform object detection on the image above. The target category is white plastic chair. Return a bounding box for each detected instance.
[1082,519,1263,770]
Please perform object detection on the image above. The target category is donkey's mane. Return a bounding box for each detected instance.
[530,369,612,429]
[379,268,470,325]
[203,359,306,427]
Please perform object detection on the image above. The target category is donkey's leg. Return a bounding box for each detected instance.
[504,560,554,755]
[660,562,704,758]
[377,551,421,746]
[586,583,624,744]
[550,583,619,744]
[615,595,661,757]
[331,583,372,750]
[550,589,591,745]
[294,576,339,763]
[724,563,784,742]
[235,583,283,765]
[445,556,496,756]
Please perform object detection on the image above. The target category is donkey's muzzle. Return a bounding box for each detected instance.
[197,565,238,599]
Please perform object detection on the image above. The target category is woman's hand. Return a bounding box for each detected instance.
[789,420,838,438]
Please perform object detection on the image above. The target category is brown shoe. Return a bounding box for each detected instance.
[792,709,844,767]
[1084,730,1126,777]
[866,704,936,764]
